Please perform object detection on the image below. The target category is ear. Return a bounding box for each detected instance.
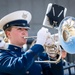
[5,31,10,38]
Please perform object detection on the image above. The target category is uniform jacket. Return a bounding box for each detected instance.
[0,44,64,75]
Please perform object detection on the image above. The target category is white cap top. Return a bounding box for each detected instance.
[0,10,32,30]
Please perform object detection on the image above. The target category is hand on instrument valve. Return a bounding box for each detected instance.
[36,27,49,46]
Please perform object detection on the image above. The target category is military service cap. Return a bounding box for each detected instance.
[0,10,32,31]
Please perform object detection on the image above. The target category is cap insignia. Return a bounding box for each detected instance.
[22,13,27,19]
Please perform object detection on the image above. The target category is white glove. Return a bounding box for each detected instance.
[45,32,54,46]
[36,27,49,46]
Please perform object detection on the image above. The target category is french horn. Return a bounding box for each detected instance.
[59,16,75,54]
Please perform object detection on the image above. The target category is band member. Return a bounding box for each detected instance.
[0,10,64,75]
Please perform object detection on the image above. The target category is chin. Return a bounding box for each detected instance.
[21,41,26,45]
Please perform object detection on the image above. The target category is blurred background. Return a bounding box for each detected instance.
[0,0,75,74]
[0,0,74,35]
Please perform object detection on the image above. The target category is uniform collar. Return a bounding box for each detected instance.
[8,44,22,52]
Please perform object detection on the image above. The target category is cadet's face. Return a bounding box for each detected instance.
[7,26,28,47]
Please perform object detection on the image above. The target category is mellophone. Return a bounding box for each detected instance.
[24,33,61,64]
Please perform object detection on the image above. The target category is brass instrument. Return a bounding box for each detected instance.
[24,34,62,64]
[24,36,37,39]
[59,16,75,54]
[34,43,61,63]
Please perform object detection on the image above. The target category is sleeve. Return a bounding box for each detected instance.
[0,44,44,75]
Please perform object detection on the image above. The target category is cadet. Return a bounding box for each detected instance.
[0,10,64,75]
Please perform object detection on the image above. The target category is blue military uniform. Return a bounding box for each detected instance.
[0,44,64,75]
[0,10,64,75]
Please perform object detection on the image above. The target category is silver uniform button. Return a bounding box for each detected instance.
[26,71,29,74]
[41,71,43,74]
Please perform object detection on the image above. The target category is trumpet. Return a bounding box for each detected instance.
[24,34,62,64]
